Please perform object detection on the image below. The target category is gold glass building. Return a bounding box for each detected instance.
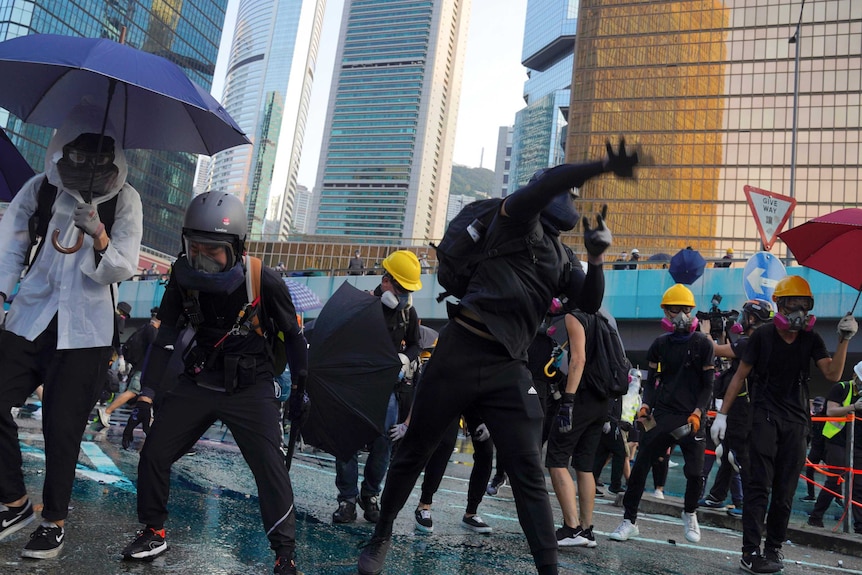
[565,0,862,260]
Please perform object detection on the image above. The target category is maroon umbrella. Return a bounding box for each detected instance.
[778,208,862,312]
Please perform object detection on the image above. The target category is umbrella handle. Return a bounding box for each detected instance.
[51,228,84,254]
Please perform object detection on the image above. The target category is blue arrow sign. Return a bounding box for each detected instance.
[743,252,787,304]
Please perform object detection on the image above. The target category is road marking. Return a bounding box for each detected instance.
[19,436,136,493]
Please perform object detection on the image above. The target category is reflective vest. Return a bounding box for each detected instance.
[822,380,855,439]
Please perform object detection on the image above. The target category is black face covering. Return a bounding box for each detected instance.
[173,256,245,295]
[57,133,119,197]
[540,192,580,232]
[56,161,118,196]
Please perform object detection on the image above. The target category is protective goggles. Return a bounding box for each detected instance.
[779,296,813,313]
[664,306,693,315]
[62,144,114,168]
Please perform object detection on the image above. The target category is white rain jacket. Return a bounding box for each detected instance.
[0,104,143,348]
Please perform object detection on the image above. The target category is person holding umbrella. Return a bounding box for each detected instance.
[357,140,638,575]
[712,276,857,574]
[331,250,422,525]
[0,105,143,559]
[119,192,308,575]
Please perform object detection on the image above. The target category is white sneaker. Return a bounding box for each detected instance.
[652,489,665,499]
[609,519,639,541]
[682,511,701,542]
[667,459,679,468]
[97,406,111,428]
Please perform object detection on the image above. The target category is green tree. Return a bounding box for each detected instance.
[449,165,494,199]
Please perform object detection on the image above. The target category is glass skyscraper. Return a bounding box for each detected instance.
[0,0,227,256]
[309,0,470,243]
[508,0,579,193]
[566,0,862,260]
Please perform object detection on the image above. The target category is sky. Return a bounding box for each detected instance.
[211,0,530,192]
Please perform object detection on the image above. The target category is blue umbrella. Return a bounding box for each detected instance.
[0,34,248,155]
[669,248,706,285]
[284,279,323,313]
[0,128,35,202]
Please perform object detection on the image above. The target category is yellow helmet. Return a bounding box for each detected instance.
[661,283,696,308]
[382,250,422,291]
[726,248,734,254]
[772,276,812,301]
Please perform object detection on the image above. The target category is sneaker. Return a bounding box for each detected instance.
[609,519,639,541]
[764,547,784,568]
[0,500,35,541]
[461,514,492,533]
[97,406,111,428]
[556,524,583,546]
[273,554,297,575]
[682,511,701,542]
[357,535,391,575]
[667,459,679,468]
[799,494,817,503]
[561,525,597,548]
[414,507,433,533]
[121,527,167,560]
[595,486,605,496]
[740,550,782,574]
[332,500,357,524]
[358,495,380,523]
[652,489,665,499]
[727,507,743,518]
[807,515,824,528]
[698,496,726,509]
[21,523,64,559]
[486,475,506,496]
[607,485,625,495]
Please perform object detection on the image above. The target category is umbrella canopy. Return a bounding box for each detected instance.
[669,248,706,285]
[419,324,438,350]
[302,283,401,460]
[283,279,322,313]
[648,252,672,262]
[0,34,248,155]
[0,128,35,202]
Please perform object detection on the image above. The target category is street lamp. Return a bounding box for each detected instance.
[787,0,806,232]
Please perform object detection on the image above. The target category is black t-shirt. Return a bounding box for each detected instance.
[824,380,861,447]
[741,323,829,426]
[646,332,715,416]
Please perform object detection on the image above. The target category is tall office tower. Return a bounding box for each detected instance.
[290,184,312,234]
[309,0,470,243]
[0,0,227,255]
[194,156,212,196]
[566,0,862,258]
[492,125,514,198]
[209,0,326,239]
[508,0,578,192]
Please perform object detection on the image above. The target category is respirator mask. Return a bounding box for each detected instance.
[774,298,815,332]
[661,308,699,333]
[57,134,119,197]
[381,290,412,311]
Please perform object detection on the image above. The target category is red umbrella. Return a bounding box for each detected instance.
[778,208,862,312]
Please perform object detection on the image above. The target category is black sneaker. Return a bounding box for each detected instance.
[21,523,64,559]
[332,500,357,524]
[556,524,584,546]
[0,500,35,541]
[764,547,784,568]
[357,535,391,575]
[799,494,817,503]
[414,507,433,533]
[273,554,297,575]
[486,474,506,496]
[358,495,380,523]
[461,514,492,534]
[607,485,625,495]
[740,550,781,574]
[698,496,726,509]
[807,515,824,528]
[121,527,167,560]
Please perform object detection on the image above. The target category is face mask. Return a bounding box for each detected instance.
[56,160,118,196]
[774,310,815,332]
[730,322,744,335]
[661,311,698,333]
[540,192,580,232]
[173,256,245,295]
[381,290,399,309]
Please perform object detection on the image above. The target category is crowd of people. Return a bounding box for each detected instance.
[0,121,860,575]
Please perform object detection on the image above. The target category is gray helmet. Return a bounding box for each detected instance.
[182,192,248,269]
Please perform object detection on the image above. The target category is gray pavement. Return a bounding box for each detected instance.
[1,403,861,575]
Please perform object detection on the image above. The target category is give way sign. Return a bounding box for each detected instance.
[743,185,796,250]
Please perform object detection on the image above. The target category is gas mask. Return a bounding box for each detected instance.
[56,134,118,196]
[183,235,237,274]
[661,311,699,333]
[540,191,580,232]
[774,310,815,332]
[381,290,412,311]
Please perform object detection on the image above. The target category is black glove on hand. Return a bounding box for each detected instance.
[583,204,612,257]
[618,420,634,433]
[557,394,575,433]
[122,401,152,449]
[605,138,638,178]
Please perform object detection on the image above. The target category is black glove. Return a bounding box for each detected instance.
[605,138,638,178]
[122,401,152,449]
[618,420,634,433]
[287,390,310,425]
[556,394,575,433]
[583,204,612,257]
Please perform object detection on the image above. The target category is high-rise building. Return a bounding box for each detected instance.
[194,156,212,197]
[290,184,312,234]
[492,125,513,198]
[566,0,862,259]
[0,0,228,256]
[309,0,470,244]
[508,0,578,192]
[208,0,326,239]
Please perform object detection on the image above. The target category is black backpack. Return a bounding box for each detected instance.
[579,310,631,399]
[430,198,534,302]
[121,324,151,366]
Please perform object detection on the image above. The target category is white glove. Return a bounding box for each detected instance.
[838,313,858,341]
[602,421,612,434]
[117,356,126,375]
[853,398,862,412]
[711,412,728,444]
[473,423,491,442]
[73,202,105,237]
[398,352,410,378]
[389,423,408,441]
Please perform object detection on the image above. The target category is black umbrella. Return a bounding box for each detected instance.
[419,324,438,350]
[0,128,34,202]
[648,252,672,263]
[301,282,401,460]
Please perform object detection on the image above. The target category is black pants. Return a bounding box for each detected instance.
[593,425,627,491]
[805,431,827,497]
[0,321,111,521]
[137,376,295,556]
[375,322,557,570]
[809,443,862,531]
[742,408,808,554]
[623,413,705,522]
[419,412,493,515]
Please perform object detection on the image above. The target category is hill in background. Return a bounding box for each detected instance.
[450,164,495,199]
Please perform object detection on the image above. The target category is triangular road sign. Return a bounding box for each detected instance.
[743,185,796,251]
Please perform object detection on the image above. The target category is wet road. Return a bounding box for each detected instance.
[2,405,861,575]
